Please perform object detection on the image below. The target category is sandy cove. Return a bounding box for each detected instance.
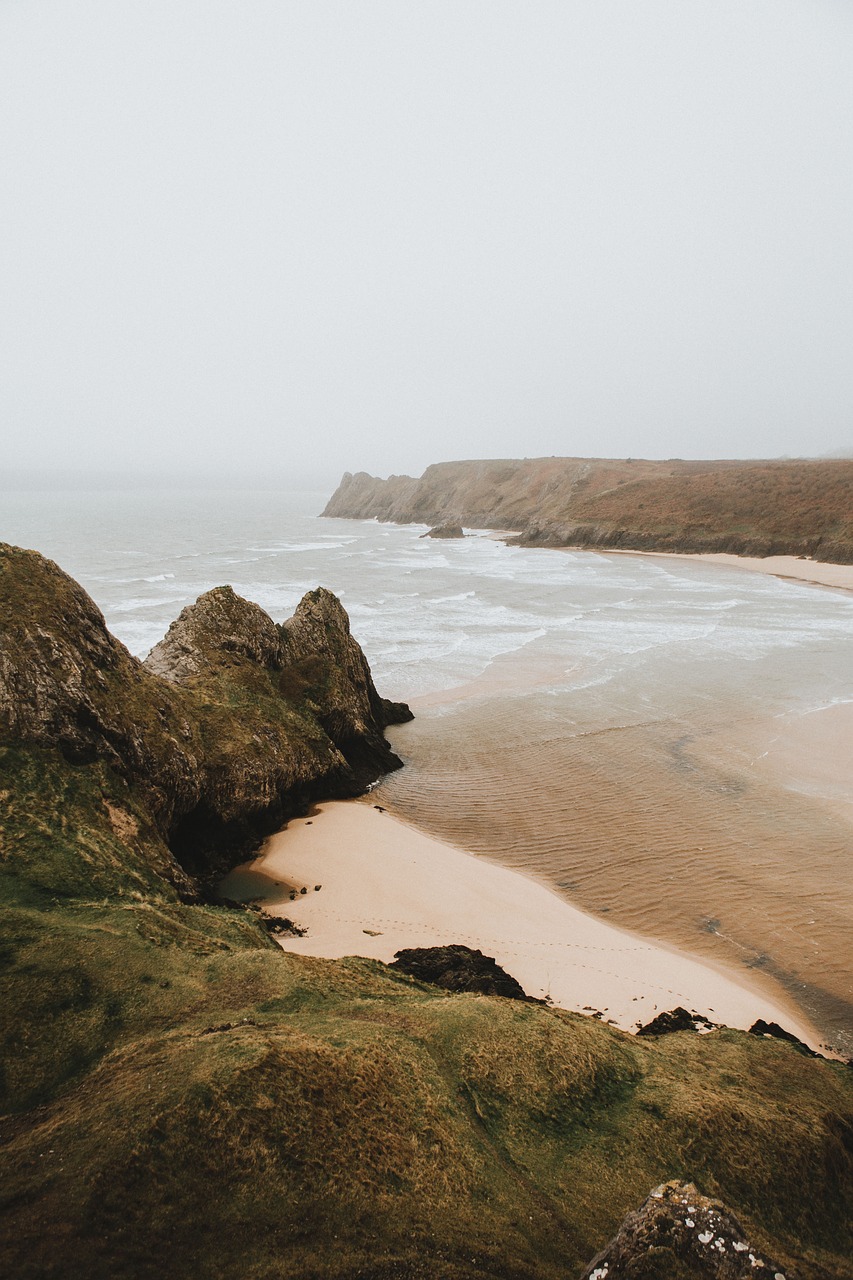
[490,530,853,593]
[222,798,824,1050]
[580,547,853,594]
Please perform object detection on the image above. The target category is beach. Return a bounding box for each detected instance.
[216,542,853,1059]
[594,548,853,594]
[9,486,848,1056]
[221,798,825,1051]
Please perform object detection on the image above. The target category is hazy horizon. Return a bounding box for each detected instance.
[3,2,852,483]
[3,445,852,498]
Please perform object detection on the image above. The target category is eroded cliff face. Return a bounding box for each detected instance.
[0,543,410,887]
[322,457,853,563]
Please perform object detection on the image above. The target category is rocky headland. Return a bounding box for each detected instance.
[323,456,853,563]
[0,544,411,891]
[1,543,852,1279]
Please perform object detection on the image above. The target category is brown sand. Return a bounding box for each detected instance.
[222,799,824,1049]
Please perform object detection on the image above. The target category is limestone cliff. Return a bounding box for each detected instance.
[323,456,853,563]
[0,543,410,886]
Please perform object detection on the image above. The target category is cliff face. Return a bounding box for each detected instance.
[0,543,410,886]
[323,457,853,563]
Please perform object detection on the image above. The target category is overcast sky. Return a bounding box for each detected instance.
[2,1,852,486]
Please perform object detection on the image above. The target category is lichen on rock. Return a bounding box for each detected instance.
[580,1180,792,1279]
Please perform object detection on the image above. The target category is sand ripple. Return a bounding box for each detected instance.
[379,690,853,1056]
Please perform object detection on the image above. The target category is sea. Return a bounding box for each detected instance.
[4,484,852,1053]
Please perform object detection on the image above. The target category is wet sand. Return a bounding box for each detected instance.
[744,701,853,827]
[221,799,822,1047]
[377,690,852,1057]
[363,544,853,1056]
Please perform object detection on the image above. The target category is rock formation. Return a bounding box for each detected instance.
[322,457,853,563]
[421,523,465,539]
[580,1181,793,1279]
[389,944,529,999]
[637,1007,717,1036]
[0,542,410,886]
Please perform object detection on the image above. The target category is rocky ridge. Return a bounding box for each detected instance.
[0,543,411,887]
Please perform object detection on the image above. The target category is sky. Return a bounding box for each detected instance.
[2,1,852,488]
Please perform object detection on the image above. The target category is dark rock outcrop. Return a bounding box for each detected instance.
[0,543,411,887]
[637,1007,717,1037]
[389,944,529,999]
[749,1019,821,1059]
[580,1180,792,1279]
[279,587,413,781]
[421,524,465,539]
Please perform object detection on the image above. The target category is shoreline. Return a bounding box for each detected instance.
[520,539,853,593]
[221,798,827,1053]
[588,547,853,594]
[483,527,853,593]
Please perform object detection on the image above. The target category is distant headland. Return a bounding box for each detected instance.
[323,455,853,564]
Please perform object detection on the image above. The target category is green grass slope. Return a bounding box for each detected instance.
[2,750,852,1278]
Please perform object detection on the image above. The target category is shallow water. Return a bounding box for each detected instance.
[4,486,852,1051]
[378,684,853,1054]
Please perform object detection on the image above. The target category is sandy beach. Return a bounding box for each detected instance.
[491,529,853,594]
[591,548,853,593]
[221,798,825,1050]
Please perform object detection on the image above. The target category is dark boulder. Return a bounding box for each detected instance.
[421,523,465,539]
[389,944,528,1000]
[749,1019,819,1059]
